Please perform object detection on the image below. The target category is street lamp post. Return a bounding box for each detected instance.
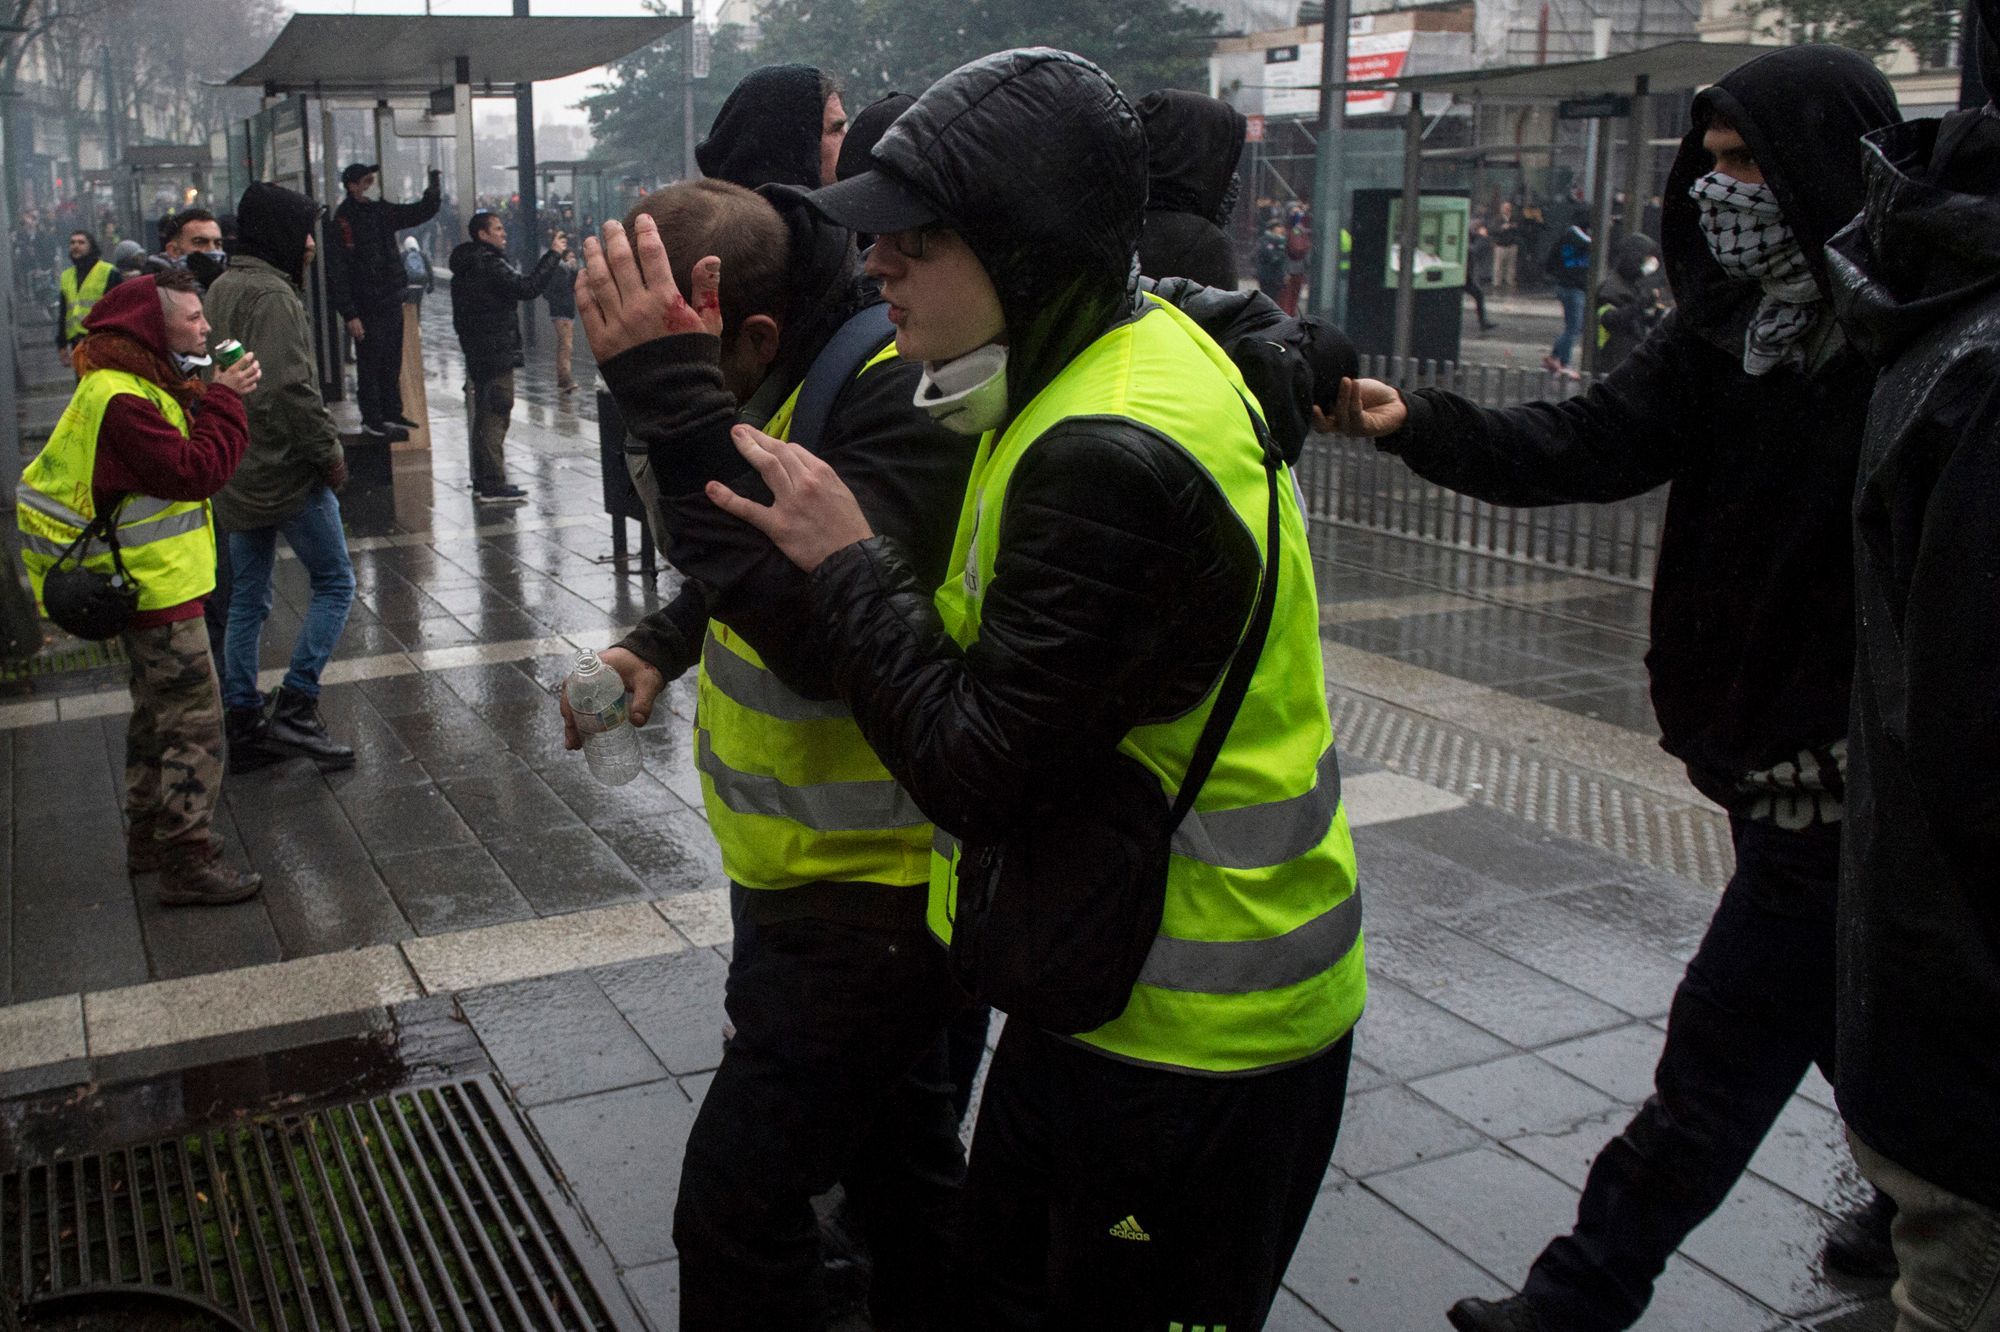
[1308,0,1350,326]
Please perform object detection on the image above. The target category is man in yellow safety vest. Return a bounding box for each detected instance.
[57,229,120,359]
[18,268,265,905]
[707,48,1364,1332]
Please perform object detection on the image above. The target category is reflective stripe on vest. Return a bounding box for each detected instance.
[16,503,207,558]
[1170,742,1343,869]
[61,261,113,342]
[17,369,215,616]
[692,341,932,891]
[926,296,1365,1076]
[700,627,849,722]
[697,728,925,832]
[932,824,1362,996]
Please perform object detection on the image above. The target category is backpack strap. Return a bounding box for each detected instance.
[789,302,896,452]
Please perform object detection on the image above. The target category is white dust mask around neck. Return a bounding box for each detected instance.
[915,343,1009,435]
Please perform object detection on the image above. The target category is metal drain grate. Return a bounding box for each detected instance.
[1329,685,1736,887]
[0,1076,638,1331]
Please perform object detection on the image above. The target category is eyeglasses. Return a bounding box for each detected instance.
[885,225,944,260]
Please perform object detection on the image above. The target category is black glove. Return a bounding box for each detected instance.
[428,168,442,190]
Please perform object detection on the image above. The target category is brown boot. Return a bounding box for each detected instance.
[158,842,261,907]
[127,822,164,874]
[132,829,228,875]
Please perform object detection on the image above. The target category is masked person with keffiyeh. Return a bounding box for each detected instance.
[1331,45,1906,1332]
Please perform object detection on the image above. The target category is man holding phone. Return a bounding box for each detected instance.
[448,211,567,503]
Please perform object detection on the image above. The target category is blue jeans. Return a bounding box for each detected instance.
[222,485,355,712]
[1553,285,1588,366]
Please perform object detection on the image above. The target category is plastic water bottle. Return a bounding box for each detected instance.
[567,649,641,786]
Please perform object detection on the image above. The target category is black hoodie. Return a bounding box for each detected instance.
[232,181,319,287]
[1378,45,1900,814]
[1596,233,1663,370]
[448,234,561,382]
[696,64,828,191]
[1136,89,1247,291]
[1823,83,2000,1208]
[801,50,1268,846]
[863,48,1149,418]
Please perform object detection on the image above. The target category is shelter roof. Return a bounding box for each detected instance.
[1334,39,1781,99]
[229,14,683,94]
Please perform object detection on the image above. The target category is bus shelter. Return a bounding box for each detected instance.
[535,160,653,240]
[117,144,215,252]
[1333,39,1775,369]
[224,12,682,403]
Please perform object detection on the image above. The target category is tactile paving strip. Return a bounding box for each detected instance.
[1329,686,1735,888]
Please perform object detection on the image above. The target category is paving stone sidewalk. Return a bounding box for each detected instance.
[0,304,1891,1329]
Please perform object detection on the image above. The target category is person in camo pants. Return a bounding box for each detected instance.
[16,269,265,905]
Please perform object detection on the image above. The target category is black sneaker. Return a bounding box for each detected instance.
[386,414,423,430]
[1823,1191,1899,1279]
[475,487,528,506]
[382,423,410,443]
[1448,1296,1546,1332]
[498,484,528,499]
[359,420,389,438]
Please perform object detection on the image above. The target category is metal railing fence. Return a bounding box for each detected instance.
[1297,354,1667,586]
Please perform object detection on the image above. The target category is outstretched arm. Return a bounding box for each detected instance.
[1330,314,1703,506]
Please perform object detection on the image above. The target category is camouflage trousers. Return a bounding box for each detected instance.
[120,618,225,850]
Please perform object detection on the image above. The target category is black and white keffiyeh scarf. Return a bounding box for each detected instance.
[1689,169,1823,375]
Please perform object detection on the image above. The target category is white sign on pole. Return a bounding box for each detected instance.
[1262,29,1416,120]
[272,127,305,182]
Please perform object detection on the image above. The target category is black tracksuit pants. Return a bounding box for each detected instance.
[964,1022,1352,1332]
[355,298,405,427]
[1522,816,1842,1330]
[673,906,966,1332]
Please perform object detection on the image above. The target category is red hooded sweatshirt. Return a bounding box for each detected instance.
[70,275,248,627]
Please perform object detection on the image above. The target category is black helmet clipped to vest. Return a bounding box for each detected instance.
[41,516,138,640]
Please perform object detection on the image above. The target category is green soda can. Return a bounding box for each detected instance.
[213,339,247,370]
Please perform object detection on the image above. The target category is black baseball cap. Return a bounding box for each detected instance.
[341,162,380,185]
[805,165,939,237]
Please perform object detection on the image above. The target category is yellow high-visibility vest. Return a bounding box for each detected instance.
[929,296,1365,1075]
[18,369,216,616]
[694,343,933,892]
[59,260,113,343]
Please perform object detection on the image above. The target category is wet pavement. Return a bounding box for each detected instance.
[0,296,1889,1330]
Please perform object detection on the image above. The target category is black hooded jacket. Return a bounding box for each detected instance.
[837,92,915,185]
[1597,233,1664,369]
[1136,89,1246,291]
[232,182,319,288]
[1376,45,1899,814]
[798,49,1268,845]
[696,64,827,191]
[448,237,561,382]
[1823,99,2000,1209]
[329,176,440,317]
